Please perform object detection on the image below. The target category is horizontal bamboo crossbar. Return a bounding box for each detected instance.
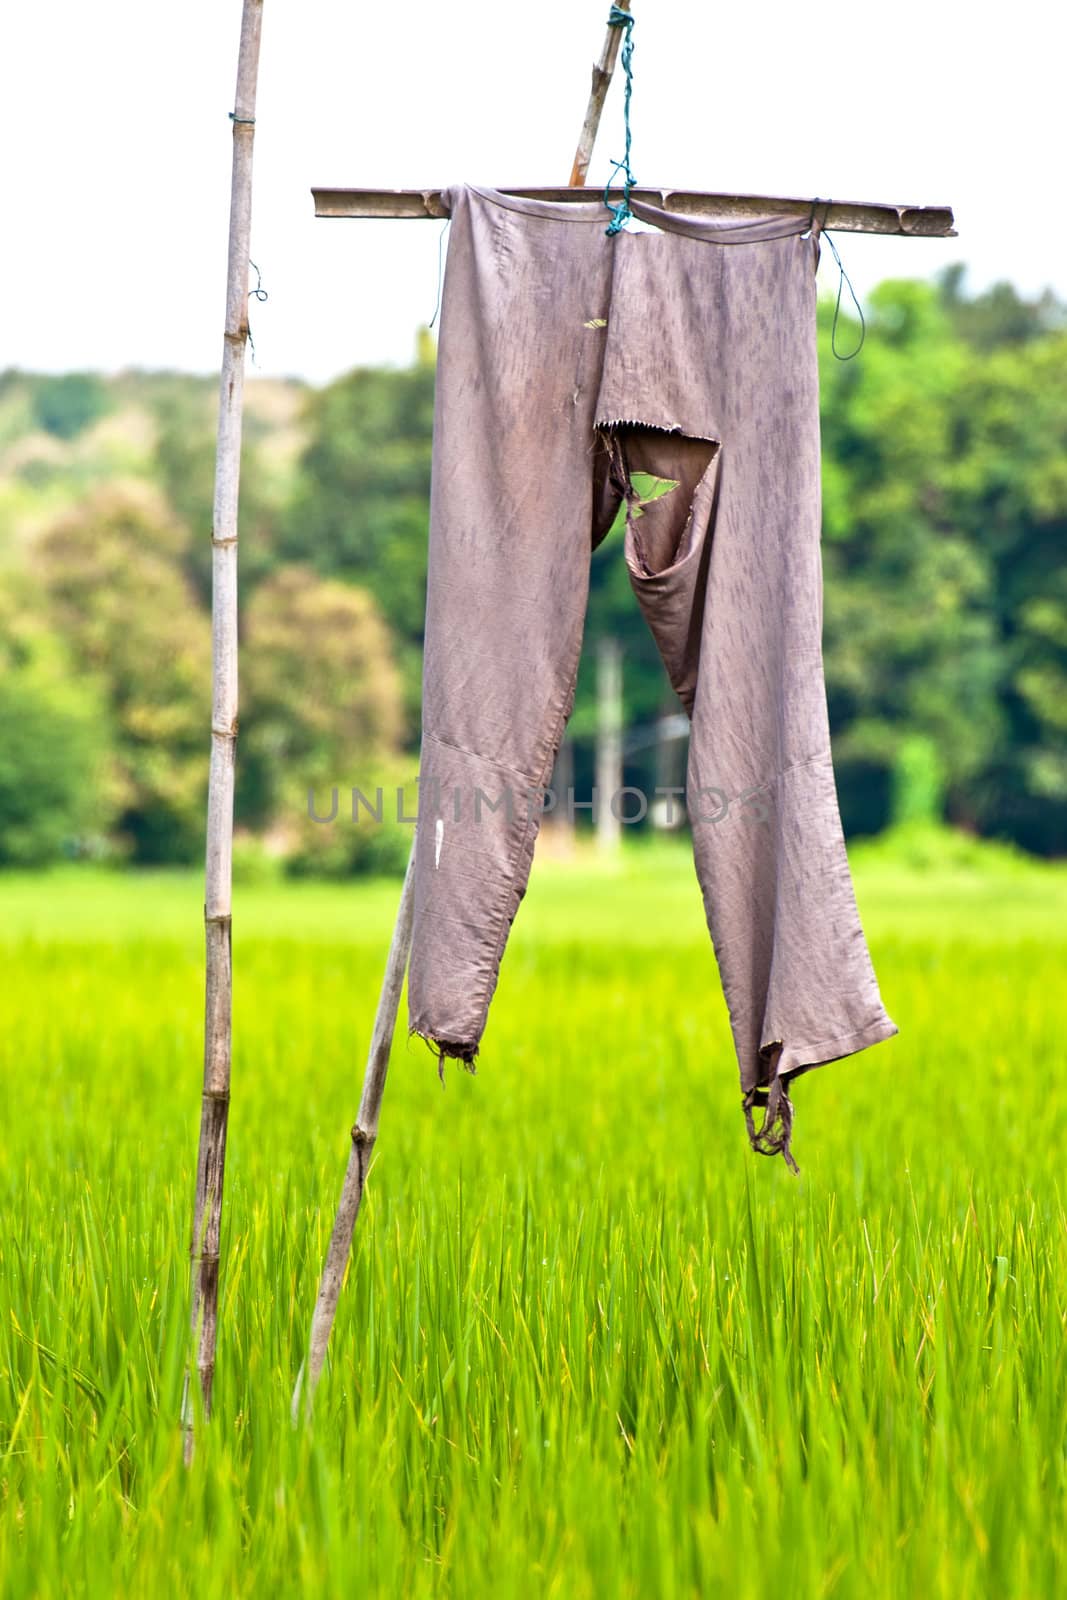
[312,186,955,237]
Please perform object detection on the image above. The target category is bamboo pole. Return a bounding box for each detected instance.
[181,0,264,1467]
[291,842,417,1421]
[292,6,631,1422]
[311,187,956,237]
[569,0,632,186]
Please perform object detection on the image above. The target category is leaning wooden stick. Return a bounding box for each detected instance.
[181,0,264,1467]
[292,2,628,1422]
[292,839,417,1420]
[569,0,631,186]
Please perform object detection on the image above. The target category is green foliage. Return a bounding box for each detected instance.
[939,263,1067,350]
[270,283,1067,854]
[29,372,109,439]
[239,563,407,844]
[32,485,213,863]
[1,262,1065,864]
[285,773,416,879]
[890,734,946,827]
[849,817,1034,876]
[818,279,1000,817]
[1,853,1066,1594]
[230,831,285,886]
[282,357,436,715]
[819,277,1067,849]
[149,376,298,602]
[0,575,111,863]
[941,329,1067,851]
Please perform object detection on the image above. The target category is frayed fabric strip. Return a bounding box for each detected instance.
[411,1029,479,1085]
[742,1076,800,1175]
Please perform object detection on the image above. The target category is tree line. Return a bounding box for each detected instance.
[0,268,1063,870]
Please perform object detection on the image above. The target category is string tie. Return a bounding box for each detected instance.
[824,230,867,360]
[603,7,636,236]
[809,200,866,361]
[246,258,268,365]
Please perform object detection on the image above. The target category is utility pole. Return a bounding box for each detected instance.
[596,636,623,854]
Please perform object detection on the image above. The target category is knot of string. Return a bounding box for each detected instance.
[809,199,866,361]
[603,7,636,236]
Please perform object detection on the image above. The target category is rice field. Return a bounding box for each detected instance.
[1,832,1065,1597]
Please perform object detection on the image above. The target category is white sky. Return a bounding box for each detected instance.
[2,1,1063,385]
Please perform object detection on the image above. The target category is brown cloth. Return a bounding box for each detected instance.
[407,182,898,1171]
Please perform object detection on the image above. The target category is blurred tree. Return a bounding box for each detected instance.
[240,564,407,851]
[32,485,213,863]
[890,734,946,828]
[938,265,1067,350]
[150,383,216,580]
[818,280,1006,836]
[946,329,1067,850]
[281,348,436,718]
[284,773,415,879]
[30,373,109,440]
[6,264,1058,860]
[149,378,291,604]
[0,573,112,864]
[279,289,1067,852]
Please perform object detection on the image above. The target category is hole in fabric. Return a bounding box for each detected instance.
[594,424,717,574]
[590,423,721,714]
[604,471,680,542]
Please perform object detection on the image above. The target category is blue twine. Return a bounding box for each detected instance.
[823,230,867,360]
[603,6,636,236]
[810,199,867,361]
[246,258,268,366]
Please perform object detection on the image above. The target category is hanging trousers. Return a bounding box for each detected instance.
[407,182,898,1170]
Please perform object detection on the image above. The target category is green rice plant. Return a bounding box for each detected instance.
[1,841,1065,1597]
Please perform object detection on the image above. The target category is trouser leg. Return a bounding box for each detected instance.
[407,190,610,1065]
[607,233,898,1168]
